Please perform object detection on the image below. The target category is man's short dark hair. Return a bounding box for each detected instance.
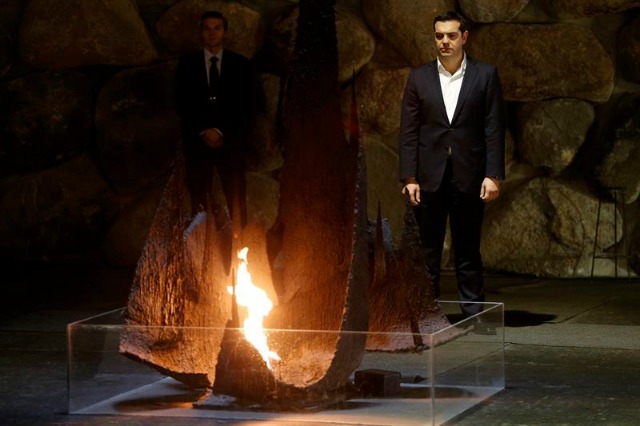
[433,11,467,33]
[201,11,228,31]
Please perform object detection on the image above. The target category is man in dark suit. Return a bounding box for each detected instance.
[399,11,505,331]
[176,10,252,225]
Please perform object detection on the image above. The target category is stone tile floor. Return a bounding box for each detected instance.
[1,261,639,425]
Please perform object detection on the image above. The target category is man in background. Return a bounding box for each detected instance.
[176,10,252,226]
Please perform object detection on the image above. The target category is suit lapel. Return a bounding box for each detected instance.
[219,49,232,82]
[219,51,226,81]
[198,50,209,91]
[451,57,478,125]
[426,61,449,123]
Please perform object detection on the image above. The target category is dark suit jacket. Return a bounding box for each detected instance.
[175,48,252,159]
[399,56,505,194]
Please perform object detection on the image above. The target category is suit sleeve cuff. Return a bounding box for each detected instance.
[403,177,418,185]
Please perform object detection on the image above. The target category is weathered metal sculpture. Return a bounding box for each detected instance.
[120,0,449,410]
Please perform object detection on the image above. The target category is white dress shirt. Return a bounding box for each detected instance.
[437,54,467,124]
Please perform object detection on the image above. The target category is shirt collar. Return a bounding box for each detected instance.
[204,48,223,63]
[437,53,467,77]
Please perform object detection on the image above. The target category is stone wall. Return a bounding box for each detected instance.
[1,0,639,277]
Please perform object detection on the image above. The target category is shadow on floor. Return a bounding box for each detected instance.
[446,310,557,328]
[504,310,557,327]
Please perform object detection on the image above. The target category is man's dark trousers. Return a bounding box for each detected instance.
[414,157,485,317]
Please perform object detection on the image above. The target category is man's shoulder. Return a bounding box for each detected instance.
[223,49,250,64]
[466,56,497,72]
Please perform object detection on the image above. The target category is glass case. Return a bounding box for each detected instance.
[68,301,504,426]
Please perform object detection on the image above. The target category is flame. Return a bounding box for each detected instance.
[227,247,281,369]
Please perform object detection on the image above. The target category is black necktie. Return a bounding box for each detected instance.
[209,56,219,96]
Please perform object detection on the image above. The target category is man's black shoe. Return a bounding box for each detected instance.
[472,317,497,335]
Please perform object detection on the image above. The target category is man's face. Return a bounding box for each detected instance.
[434,20,467,59]
[201,17,225,51]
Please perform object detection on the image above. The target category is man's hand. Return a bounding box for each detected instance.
[480,177,500,202]
[402,182,421,206]
[200,128,224,148]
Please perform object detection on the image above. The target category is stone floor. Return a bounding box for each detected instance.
[1,260,640,425]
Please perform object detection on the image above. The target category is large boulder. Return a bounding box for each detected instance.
[95,62,180,194]
[482,177,619,277]
[19,0,157,68]
[334,6,376,82]
[540,0,640,19]
[593,93,640,203]
[459,0,530,23]
[156,0,264,58]
[630,203,640,275]
[247,73,283,173]
[467,23,615,102]
[135,0,179,32]
[101,185,165,266]
[0,70,92,175]
[134,0,179,52]
[344,66,410,136]
[516,99,595,174]
[0,28,13,80]
[369,38,412,68]
[0,0,21,78]
[362,0,456,67]
[619,14,640,84]
[0,0,24,33]
[0,156,118,259]
[270,4,375,83]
